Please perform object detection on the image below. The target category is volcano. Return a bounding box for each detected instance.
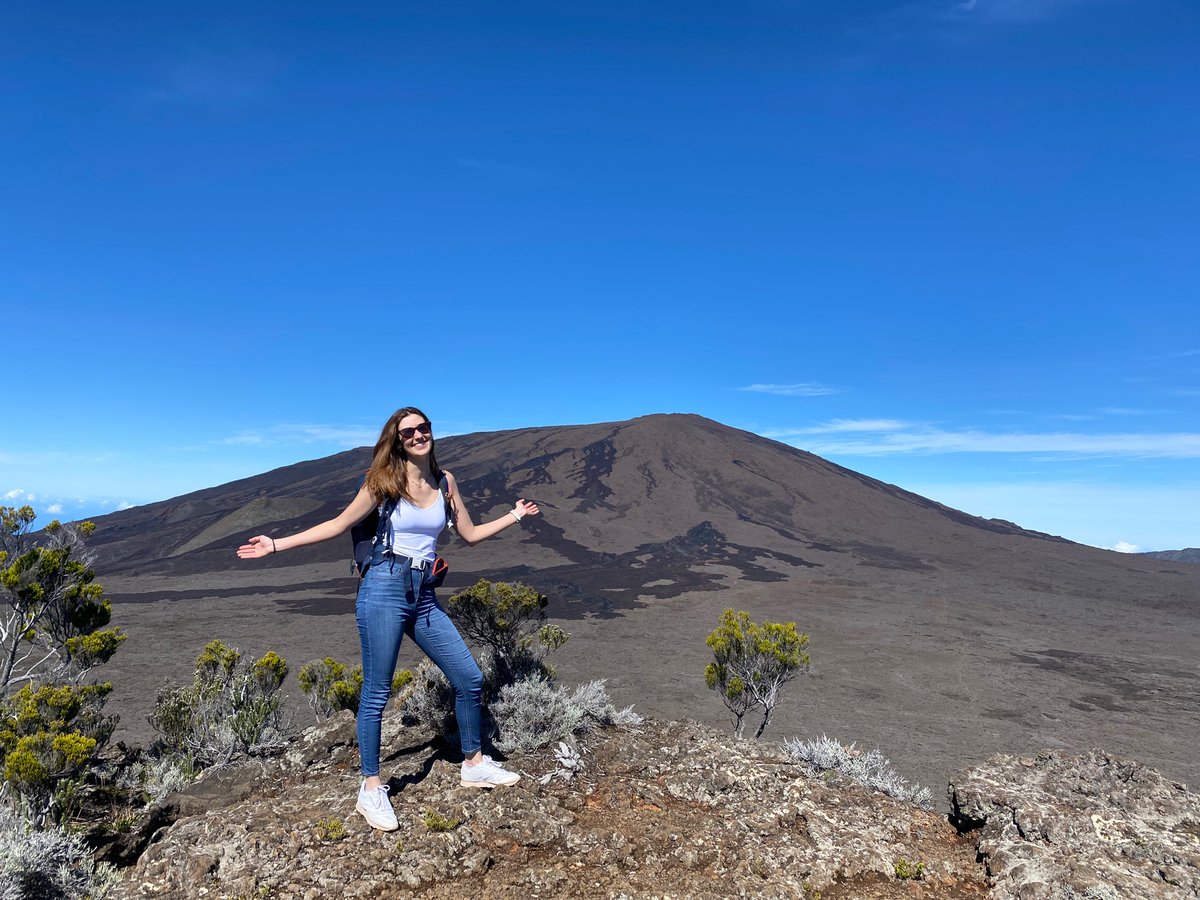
[89,414,1200,789]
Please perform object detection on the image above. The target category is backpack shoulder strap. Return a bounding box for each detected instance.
[439,471,456,531]
[376,494,397,546]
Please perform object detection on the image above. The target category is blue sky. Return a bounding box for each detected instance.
[3,0,1197,552]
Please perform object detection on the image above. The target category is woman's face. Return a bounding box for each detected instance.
[397,413,432,458]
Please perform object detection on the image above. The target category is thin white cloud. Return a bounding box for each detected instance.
[218,424,377,448]
[4,488,35,501]
[147,49,280,109]
[941,0,1105,24]
[456,157,552,183]
[1111,541,1140,553]
[1099,407,1171,416]
[741,383,840,397]
[45,503,63,514]
[763,419,910,437]
[773,425,1200,459]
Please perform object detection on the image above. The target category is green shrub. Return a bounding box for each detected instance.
[298,657,412,720]
[149,641,291,769]
[0,681,116,825]
[445,579,563,686]
[398,580,642,756]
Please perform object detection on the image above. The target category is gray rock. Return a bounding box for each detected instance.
[949,748,1200,899]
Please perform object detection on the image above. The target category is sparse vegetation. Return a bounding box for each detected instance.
[148,640,292,770]
[704,608,809,739]
[421,806,460,832]
[315,817,347,841]
[893,858,926,880]
[783,734,934,809]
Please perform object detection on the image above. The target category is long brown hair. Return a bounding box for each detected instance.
[364,406,443,502]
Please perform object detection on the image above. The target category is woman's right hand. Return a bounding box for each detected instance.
[237,535,275,559]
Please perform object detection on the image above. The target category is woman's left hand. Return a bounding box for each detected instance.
[514,498,540,520]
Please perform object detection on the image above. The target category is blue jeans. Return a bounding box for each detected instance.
[355,549,483,777]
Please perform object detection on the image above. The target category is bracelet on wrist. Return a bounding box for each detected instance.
[269,537,277,554]
[508,510,523,524]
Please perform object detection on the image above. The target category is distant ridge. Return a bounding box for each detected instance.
[1140,547,1200,564]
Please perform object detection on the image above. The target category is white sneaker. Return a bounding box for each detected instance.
[355,781,399,831]
[461,754,521,789]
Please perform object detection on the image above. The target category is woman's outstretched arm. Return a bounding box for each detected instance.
[444,471,539,547]
[237,483,378,559]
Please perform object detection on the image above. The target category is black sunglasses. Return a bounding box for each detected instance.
[399,422,432,441]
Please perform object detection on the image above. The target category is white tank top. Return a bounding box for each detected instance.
[386,493,447,562]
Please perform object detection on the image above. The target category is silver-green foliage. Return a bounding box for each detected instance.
[0,805,117,899]
[537,741,586,785]
[114,750,194,805]
[782,734,934,810]
[491,677,641,754]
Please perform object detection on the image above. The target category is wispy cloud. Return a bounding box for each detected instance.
[764,418,909,436]
[4,488,36,502]
[766,420,1200,459]
[741,382,840,397]
[218,424,377,448]
[940,0,1109,24]
[1099,407,1169,416]
[146,48,280,109]
[1111,540,1140,553]
[456,157,553,184]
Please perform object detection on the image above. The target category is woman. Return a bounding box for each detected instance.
[237,406,540,832]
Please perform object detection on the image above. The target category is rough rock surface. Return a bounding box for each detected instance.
[949,748,1200,899]
[113,715,1199,899]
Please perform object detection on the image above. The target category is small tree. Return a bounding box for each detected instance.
[0,507,125,827]
[0,506,125,692]
[704,608,810,739]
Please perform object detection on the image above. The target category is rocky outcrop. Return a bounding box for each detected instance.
[949,749,1200,899]
[120,715,985,899]
[114,716,1199,899]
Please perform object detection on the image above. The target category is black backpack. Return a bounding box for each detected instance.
[351,473,454,578]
